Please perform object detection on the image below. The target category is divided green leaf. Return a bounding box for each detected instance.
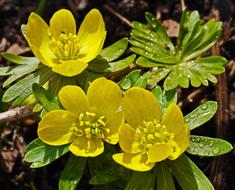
[130,11,226,90]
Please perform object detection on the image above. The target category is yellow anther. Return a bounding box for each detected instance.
[79,113,84,120]
[79,121,84,126]
[49,32,80,61]
[86,112,96,117]
[84,128,91,138]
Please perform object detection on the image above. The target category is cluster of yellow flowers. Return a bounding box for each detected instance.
[26,9,190,172]
[38,77,190,172]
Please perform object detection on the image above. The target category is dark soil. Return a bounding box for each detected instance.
[0,0,235,190]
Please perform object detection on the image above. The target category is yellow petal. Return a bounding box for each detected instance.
[119,123,142,153]
[31,45,57,67]
[147,143,173,162]
[77,9,106,62]
[52,59,88,77]
[122,87,161,128]
[162,103,185,136]
[87,77,122,117]
[168,125,190,160]
[103,111,124,145]
[59,85,89,114]
[112,153,155,172]
[50,9,76,37]
[38,110,77,145]
[69,137,104,157]
[26,13,57,67]
[26,13,50,49]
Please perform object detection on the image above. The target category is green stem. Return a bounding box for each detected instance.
[36,0,48,16]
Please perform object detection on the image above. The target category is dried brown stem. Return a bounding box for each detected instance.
[210,8,230,190]
[0,106,33,124]
[104,4,132,28]
[178,87,206,109]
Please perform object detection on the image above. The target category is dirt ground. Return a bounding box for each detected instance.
[0,0,235,189]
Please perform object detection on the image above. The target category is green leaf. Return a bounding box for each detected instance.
[130,10,226,90]
[152,86,177,111]
[133,71,150,88]
[24,138,69,168]
[119,70,141,90]
[1,52,39,65]
[185,101,217,130]
[177,10,200,50]
[47,74,77,98]
[145,12,174,51]
[99,37,128,62]
[155,162,175,190]
[59,155,87,190]
[77,71,103,92]
[182,19,222,61]
[0,67,14,76]
[32,83,60,112]
[89,167,119,185]
[162,88,177,108]
[187,135,233,157]
[3,63,42,88]
[125,171,155,190]
[169,154,214,190]
[2,67,53,102]
[163,56,226,90]
[152,86,163,103]
[148,68,171,85]
[88,54,136,73]
[136,56,165,68]
[88,38,130,73]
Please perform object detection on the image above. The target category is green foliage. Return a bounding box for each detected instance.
[24,138,69,168]
[187,135,233,156]
[185,101,218,130]
[32,83,60,112]
[3,67,53,105]
[125,170,155,190]
[59,155,87,190]
[152,86,177,111]
[169,154,214,190]
[118,70,150,90]
[155,162,175,190]
[130,11,226,90]
[88,38,136,73]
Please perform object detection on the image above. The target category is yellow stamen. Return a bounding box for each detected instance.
[49,33,81,61]
[74,112,108,139]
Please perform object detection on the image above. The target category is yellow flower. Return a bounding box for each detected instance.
[26,9,106,77]
[38,77,124,157]
[113,87,190,171]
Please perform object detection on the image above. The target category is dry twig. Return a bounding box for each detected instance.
[0,106,33,124]
[104,4,132,28]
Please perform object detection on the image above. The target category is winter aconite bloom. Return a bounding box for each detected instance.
[38,78,123,157]
[26,9,106,77]
[113,87,190,171]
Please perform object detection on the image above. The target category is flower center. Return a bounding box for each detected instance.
[74,112,109,139]
[136,120,175,150]
[49,33,80,61]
